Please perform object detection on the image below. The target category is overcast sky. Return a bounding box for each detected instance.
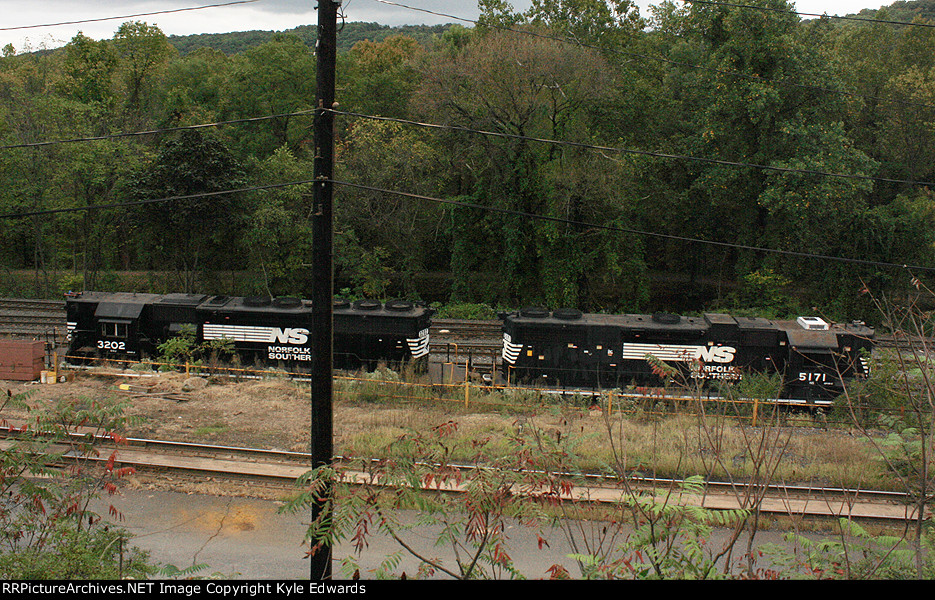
[0,0,896,53]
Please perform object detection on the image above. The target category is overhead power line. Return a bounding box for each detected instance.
[329,109,935,190]
[0,174,929,273]
[374,0,935,31]
[3,104,932,190]
[682,0,935,28]
[330,179,935,273]
[0,0,260,32]
[0,178,315,220]
[0,110,314,151]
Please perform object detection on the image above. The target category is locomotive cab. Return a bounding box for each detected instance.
[65,292,161,361]
[775,318,874,405]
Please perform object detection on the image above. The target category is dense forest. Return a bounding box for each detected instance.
[1,0,935,323]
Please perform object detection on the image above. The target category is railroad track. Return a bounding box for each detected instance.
[0,423,918,521]
[0,298,67,342]
[89,442,935,521]
[120,445,932,521]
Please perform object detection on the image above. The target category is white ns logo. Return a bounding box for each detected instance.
[694,346,736,364]
[269,328,309,345]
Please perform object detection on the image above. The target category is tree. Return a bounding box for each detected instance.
[524,0,644,47]
[242,146,315,297]
[60,33,118,110]
[639,0,879,307]
[130,129,247,292]
[113,21,175,126]
[341,35,423,118]
[335,120,444,299]
[221,34,316,159]
[160,47,233,127]
[414,30,647,309]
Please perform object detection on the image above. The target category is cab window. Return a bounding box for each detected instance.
[100,322,128,338]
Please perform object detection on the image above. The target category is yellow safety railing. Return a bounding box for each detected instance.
[58,353,871,428]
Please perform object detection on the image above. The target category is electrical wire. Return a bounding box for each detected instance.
[4,105,918,191]
[329,109,935,190]
[0,3,930,272]
[371,0,935,115]
[1,174,930,273]
[0,0,261,32]
[3,99,929,190]
[683,0,935,28]
[0,110,315,150]
[1,102,931,207]
[329,178,935,273]
[0,178,316,220]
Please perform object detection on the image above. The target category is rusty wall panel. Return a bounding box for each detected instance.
[0,340,46,381]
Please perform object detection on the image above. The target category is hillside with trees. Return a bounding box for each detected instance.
[1,0,934,323]
[167,22,455,55]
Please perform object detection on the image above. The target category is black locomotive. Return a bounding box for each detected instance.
[64,291,433,371]
[500,308,873,405]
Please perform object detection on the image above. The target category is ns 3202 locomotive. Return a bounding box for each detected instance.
[500,308,874,405]
[64,291,433,371]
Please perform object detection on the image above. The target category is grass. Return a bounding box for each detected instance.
[332,373,896,492]
[193,424,229,436]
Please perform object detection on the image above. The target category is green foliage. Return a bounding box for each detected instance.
[728,269,801,318]
[871,412,935,498]
[157,324,234,369]
[157,325,199,367]
[113,21,176,118]
[242,146,314,297]
[0,524,153,579]
[761,518,935,579]
[129,128,246,292]
[575,476,748,579]
[283,417,756,580]
[155,563,211,578]
[3,7,935,315]
[168,22,455,56]
[342,35,423,118]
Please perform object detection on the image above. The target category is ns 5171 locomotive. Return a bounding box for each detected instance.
[500,308,873,405]
[65,291,433,371]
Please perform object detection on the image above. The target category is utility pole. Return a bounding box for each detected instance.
[310,0,338,582]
